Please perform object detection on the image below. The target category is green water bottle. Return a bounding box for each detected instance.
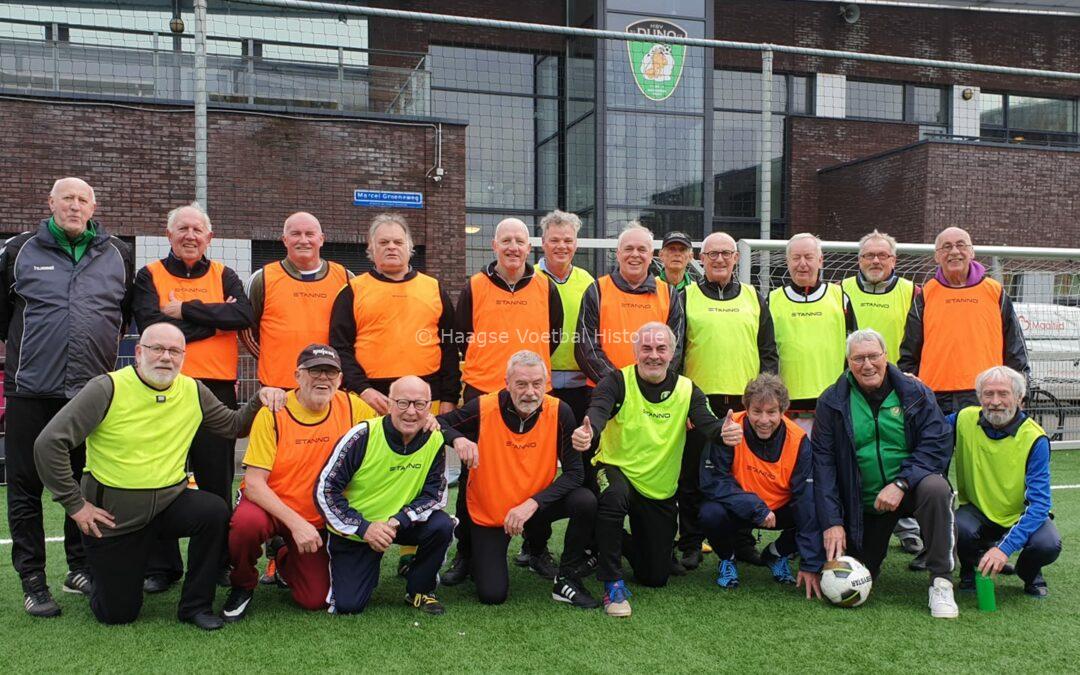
[975,572,997,612]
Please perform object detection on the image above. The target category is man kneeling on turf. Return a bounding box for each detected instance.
[315,376,453,615]
[813,329,958,618]
[952,366,1061,598]
[438,350,600,608]
[222,344,376,621]
[573,322,743,618]
[699,373,823,598]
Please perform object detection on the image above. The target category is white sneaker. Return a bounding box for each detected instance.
[929,577,959,618]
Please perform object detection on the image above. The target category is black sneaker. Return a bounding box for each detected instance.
[513,545,531,568]
[528,550,558,580]
[681,548,703,571]
[959,569,976,592]
[441,556,470,586]
[1001,562,1016,576]
[143,574,174,594]
[552,575,601,609]
[407,592,446,615]
[182,611,224,631]
[580,551,599,577]
[22,576,61,618]
[221,587,254,623]
[669,554,687,577]
[62,570,93,596]
[1024,575,1049,598]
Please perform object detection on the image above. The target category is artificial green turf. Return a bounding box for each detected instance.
[3,452,1080,674]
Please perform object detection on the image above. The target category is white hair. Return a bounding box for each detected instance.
[366,213,413,259]
[506,350,548,379]
[975,366,1027,400]
[859,229,897,255]
[786,232,821,257]
[539,210,581,236]
[633,321,677,348]
[50,177,96,204]
[493,218,530,242]
[846,329,887,357]
[617,221,654,248]
[166,201,212,232]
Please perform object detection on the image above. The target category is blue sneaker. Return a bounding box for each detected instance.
[716,558,739,588]
[603,580,632,617]
[767,554,796,585]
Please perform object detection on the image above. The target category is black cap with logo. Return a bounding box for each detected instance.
[662,231,693,249]
[296,343,342,370]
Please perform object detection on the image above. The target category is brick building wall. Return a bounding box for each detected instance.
[817,141,1080,247]
[0,98,467,293]
[786,116,920,235]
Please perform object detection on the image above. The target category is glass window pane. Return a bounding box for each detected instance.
[536,55,558,97]
[1008,95,1076,133]
[605,209,705,241]
[606,112,703,207]
[567,115,595,212]
[537,139,559,211]
[846,80,903,120]
[713,112,784,218]
[980,92,1004,127]
[913,86,946,124]
[791,76,811,114]
[432,89,535,210]
[714,70,787,112]
[429,45,533,94]
[537,97,558,142]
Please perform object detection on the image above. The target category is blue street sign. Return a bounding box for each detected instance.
[353,190,424,209]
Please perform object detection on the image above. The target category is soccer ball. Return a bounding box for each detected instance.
[820,556,873,607]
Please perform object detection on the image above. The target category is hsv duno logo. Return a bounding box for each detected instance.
[626,19,687,102]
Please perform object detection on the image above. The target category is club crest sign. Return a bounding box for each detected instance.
[626,19,687,102]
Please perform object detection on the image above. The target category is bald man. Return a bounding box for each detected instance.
[34,322,282,629]
[1,177,134,617]
[898,227,1028,414]
[675,231,777,570]
[242,212,352,389]
[445,217,563,585]
[133,202,255,591]
[316,376,452,616]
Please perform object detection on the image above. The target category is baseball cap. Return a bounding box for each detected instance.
[662,231,693,249]
[296,343,341,370]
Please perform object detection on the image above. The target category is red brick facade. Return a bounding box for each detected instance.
[819,141,1080,247]
[0,98,467,292]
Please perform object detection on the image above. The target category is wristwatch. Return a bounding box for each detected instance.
[893,478,909,492]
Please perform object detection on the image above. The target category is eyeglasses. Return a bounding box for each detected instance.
[936,242,971,253]
[859,252,895,261]
[702,250,736,261]
[139,344,185,358]
[391,398,431,412]
[848,352,885,365]
[301,368,339,380]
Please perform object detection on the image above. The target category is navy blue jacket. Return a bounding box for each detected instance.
[701,418,824,572]
[812,364,952,550]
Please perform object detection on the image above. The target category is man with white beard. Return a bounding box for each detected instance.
[951,366,1061,598]
[33,323,284,630]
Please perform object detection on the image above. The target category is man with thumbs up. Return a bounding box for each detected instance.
[133,202,254,591]
[574,322,743,618]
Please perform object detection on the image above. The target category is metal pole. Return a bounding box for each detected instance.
[758,49,773,292]
[194,0,208,208]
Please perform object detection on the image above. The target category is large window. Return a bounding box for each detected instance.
[430,45,567,272]
[846,80,948,138]
[713,70,811,239]
[980,92,1079,145]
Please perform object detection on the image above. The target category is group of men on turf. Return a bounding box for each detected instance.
[7,177,1061,629]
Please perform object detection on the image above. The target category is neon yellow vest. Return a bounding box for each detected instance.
[768,283,847,400]
[595,365,692,499]
[335,417,443,542]
[954,406,1045,527]
[85,366,203,489]
[684,282,760,395]
[841,276,914,363]
[548,265,595,373]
